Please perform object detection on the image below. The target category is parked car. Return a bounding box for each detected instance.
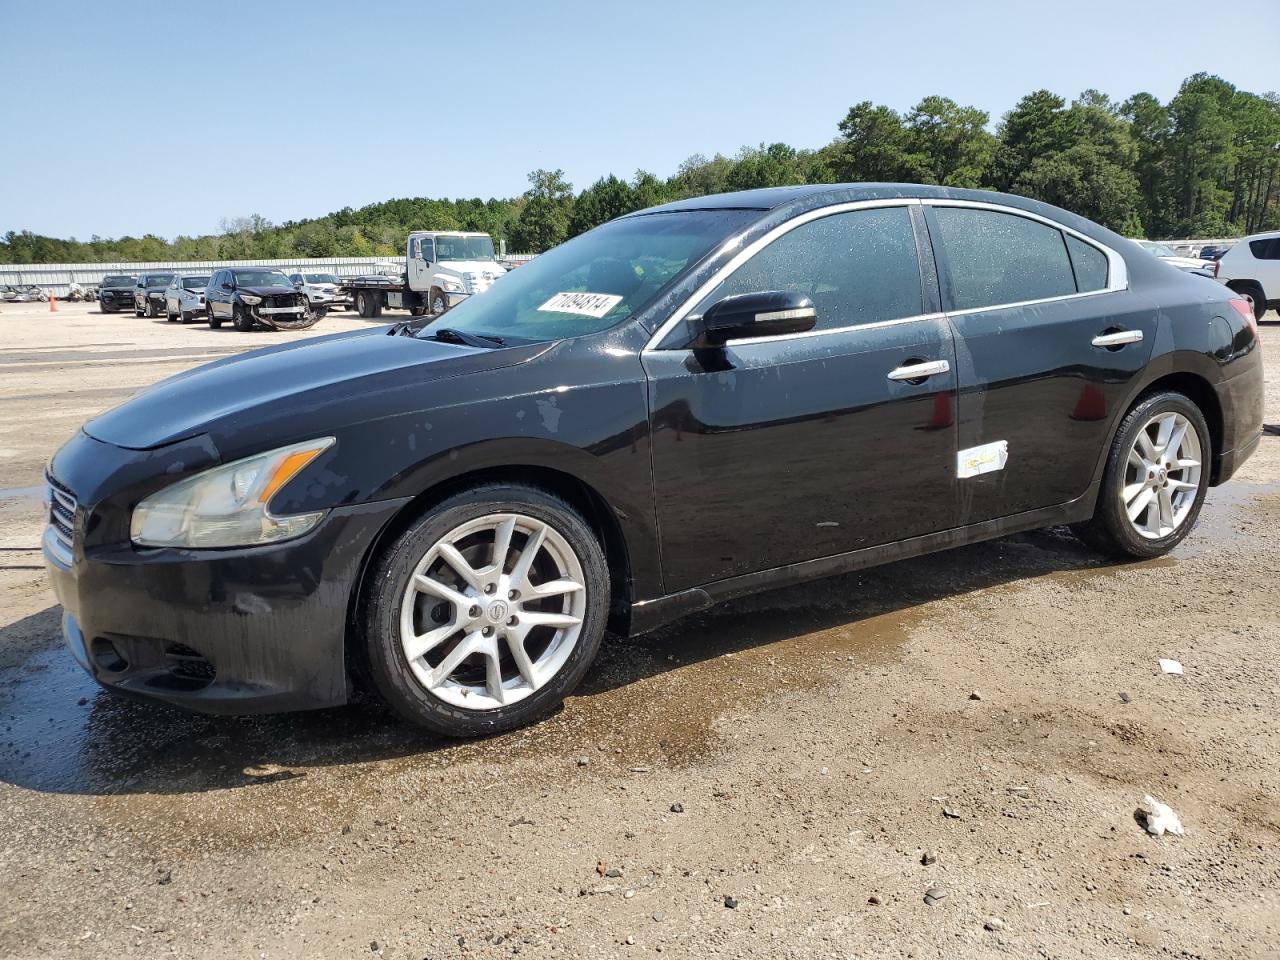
[97,274,138,313]
[204,267,315,331]
[42,184,1264,737]
[0,284,19,302]
[164,274,211,323]
[1213,230,1280,320]
[286,271,350,315]
[1197,243,1232,261]
[133,273,176,317]
[1131,239,1211,271]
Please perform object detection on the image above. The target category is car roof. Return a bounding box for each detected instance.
[629,182,1104,224]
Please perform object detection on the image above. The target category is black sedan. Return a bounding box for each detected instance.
[43,184,1264,736]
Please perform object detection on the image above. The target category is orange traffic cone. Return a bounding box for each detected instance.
[48,291,57,312]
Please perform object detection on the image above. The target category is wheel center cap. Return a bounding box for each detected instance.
[485,600,509,623]
[1157,468,1168,484]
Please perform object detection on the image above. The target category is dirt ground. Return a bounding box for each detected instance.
[0,300,1278,960]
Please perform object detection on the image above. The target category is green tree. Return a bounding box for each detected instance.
[509,169,575,253]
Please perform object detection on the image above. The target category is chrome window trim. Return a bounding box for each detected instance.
[643,199,923,352]
[722,311,946,347]
[642,196,1129,353]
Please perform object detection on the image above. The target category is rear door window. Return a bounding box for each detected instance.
[932,207,1077,311]
[1065,234,1109,292]
[695,206,924,332]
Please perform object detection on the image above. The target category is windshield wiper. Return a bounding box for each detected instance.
[428,327,507,348]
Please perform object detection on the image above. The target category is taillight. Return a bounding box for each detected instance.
[1212,261,1219,278]
[1228,297,1260,343]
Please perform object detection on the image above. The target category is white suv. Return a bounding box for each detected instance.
[287,271,351,315]
[1214,231,1280,320]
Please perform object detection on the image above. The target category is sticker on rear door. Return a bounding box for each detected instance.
[957,440,1009,478]
[537,291,624,318]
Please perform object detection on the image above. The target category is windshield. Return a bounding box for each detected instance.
[102,275,136,286]
[145,274,174,288]
[433,235,496,262]
[233,270,292,287]
[182,275,210,290]
[416,210,757,343]
[304,273,340,284]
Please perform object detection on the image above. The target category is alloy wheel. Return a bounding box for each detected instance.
[398,513,586,710]
[1122,411,1202,539]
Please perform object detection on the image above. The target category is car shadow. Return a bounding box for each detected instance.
[0,526,1134,798]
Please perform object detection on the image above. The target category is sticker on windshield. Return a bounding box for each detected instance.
[537,291,624,318]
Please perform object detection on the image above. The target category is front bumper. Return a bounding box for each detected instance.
[99,292,132,310]
[444,291,470,308]
[43,433,410,713]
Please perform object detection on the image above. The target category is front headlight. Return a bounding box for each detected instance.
[240,294,263,305]
[441,279,463,293]
[130,438,335,548]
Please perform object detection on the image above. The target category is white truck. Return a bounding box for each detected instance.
[342,231,508,319]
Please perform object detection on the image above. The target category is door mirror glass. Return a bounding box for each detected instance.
[222,281,233,291]
[694,291,816,347]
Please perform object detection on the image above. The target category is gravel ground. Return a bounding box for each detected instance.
[1,300,1278,959]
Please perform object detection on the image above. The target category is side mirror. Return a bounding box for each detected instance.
[222,282,233,291]
[691,291,816,347]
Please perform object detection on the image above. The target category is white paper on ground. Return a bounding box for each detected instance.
[957,440,1009,479]
[537,291,624,318]
[1159,658,1184,675]
[1141,795,1186,836]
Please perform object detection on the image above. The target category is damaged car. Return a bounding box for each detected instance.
[43,184,1263,737]
[205,267,317,331]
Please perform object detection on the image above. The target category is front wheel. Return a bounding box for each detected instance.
[430,288,447,317]
[361,484,609,737]
[232,303,254,331]
[1072,391,1211,559]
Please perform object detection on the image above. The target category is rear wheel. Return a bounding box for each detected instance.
[207,305,221,329]
[1229,282,1267,321]
[361,484,608,737]
[1072,391,1210,559]
[166,303,177,322]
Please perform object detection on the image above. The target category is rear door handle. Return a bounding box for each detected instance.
[887,359,950,381]
[1092,329,1143,347]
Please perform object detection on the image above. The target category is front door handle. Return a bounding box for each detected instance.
[1092,329,1143,347]
[887,359,950,381]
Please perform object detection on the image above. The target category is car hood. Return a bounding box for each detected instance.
[238,285,298,297]
[83,327,549,451]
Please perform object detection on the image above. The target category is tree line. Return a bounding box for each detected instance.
[2,72,1276,265]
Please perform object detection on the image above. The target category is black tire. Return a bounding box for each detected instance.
[180,309,192,323]
[166,303,177,322]
[145,298,158,318]
[134,302,144,317]
[361,483,609,737]
[356,290,371,318]
[430,288,447,317]
[1071,390,1211,559]
[232,303,254,331]
[207,305,222,329]
[409,305,426,317]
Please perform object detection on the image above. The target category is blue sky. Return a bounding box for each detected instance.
[2,0,1276,240]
